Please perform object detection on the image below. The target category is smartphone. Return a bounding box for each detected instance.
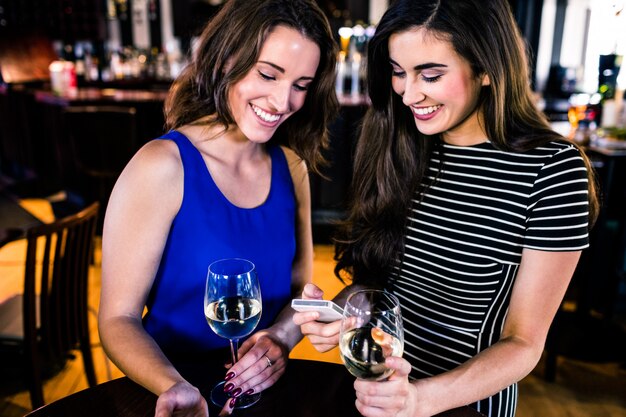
[291,299,344,322]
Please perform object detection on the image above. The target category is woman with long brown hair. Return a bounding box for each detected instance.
[295,0,598,416]
[98,0,338,415]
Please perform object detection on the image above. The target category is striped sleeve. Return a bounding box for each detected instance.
[524,145,590,251]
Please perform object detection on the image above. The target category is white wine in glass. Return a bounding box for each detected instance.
[339,290,404,381]
[205,258,262,408]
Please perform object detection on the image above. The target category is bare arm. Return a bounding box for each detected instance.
[354,249,580,417]
[98,139,194,397]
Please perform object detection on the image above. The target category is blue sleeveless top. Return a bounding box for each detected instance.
[143,131,296,354]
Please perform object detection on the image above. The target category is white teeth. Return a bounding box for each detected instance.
[412,105,441,115]
[252,105,280,123]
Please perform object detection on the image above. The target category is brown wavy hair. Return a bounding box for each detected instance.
[335,0,599,285]
[164,0,339,173]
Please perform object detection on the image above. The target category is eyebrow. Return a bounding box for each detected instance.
[257,60,315,81]
[389,59,448,71]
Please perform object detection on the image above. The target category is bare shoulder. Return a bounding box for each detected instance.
[110,138,184,216]
[134,139,181,169]
[123,139,183,186]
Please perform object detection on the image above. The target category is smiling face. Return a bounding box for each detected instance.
[227,25,321,143]
[388,28,489,146]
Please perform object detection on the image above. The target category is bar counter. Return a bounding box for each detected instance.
[33,87,170,106]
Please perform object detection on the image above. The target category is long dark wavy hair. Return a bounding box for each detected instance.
[164,0,339,173]
[335,0,599,285]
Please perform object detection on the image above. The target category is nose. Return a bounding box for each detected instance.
[401,78,425,107]
[268,83,291,113]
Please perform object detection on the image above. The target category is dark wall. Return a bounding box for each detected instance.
[316,0,369,23]
[0,0,108,42]
[172,0,221,40]
[171,0,369,46]
[507,0,545,89]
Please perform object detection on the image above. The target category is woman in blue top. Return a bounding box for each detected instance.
[98,0,338,415]
[295,1,599,416]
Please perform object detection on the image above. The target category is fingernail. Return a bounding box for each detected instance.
[232,387,242,397]
[229,398,237,408]
[224,383,234,393]
[244,389,254,395]
[225,372,235,381]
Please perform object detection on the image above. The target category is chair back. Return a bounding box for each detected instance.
[22,202,99,406]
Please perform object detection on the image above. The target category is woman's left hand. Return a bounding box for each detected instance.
[354,356,425,417]
[154,381,208,417]
[220,330,288,401]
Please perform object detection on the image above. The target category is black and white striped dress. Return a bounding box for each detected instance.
[387,140,590,417]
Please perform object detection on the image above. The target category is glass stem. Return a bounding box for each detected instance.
[230,338,239,364]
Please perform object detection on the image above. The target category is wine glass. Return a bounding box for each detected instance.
[204,258,262,408]
[339,289,404,381]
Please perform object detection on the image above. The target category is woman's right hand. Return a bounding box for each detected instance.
[154,381,208,417]
[292,283,341,352]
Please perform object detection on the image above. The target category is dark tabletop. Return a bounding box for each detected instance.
[26,357,485,417]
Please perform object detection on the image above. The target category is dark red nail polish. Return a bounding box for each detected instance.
[229,398,237,408]
[225,372,235,381]
[244,389,254,395]
[223,382,234,393]
[232,387,242,397]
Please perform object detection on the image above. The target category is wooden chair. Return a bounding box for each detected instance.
[0,202,99,408]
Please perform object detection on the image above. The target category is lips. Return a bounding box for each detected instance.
[411,104,442,120]
[251,104,281,125]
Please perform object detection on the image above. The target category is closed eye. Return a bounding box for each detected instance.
[390,59,405,78]
[422,74,442,83]
[258,71,275,81]
[259,70,310,91]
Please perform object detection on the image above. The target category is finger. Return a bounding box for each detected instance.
[355,380,406,417]
[292,311,321,325]
[301,334,339,353]
[228,338,286,389]
[246,364,284,393]
[386,356,413,380]
[234,359,286,395]
[301,321,341,352]
[354,378,404,403]
[225,363,281,401]
[218,397,236,417]
[225,333,267,377]
[355,397,387,417]
[309,343,338,353]
[301,283,324,299]
[301,320,341,338]
[304,333,339,347]
[227,347,268,381]
[353,358,411,395]
[354,380,390,411]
